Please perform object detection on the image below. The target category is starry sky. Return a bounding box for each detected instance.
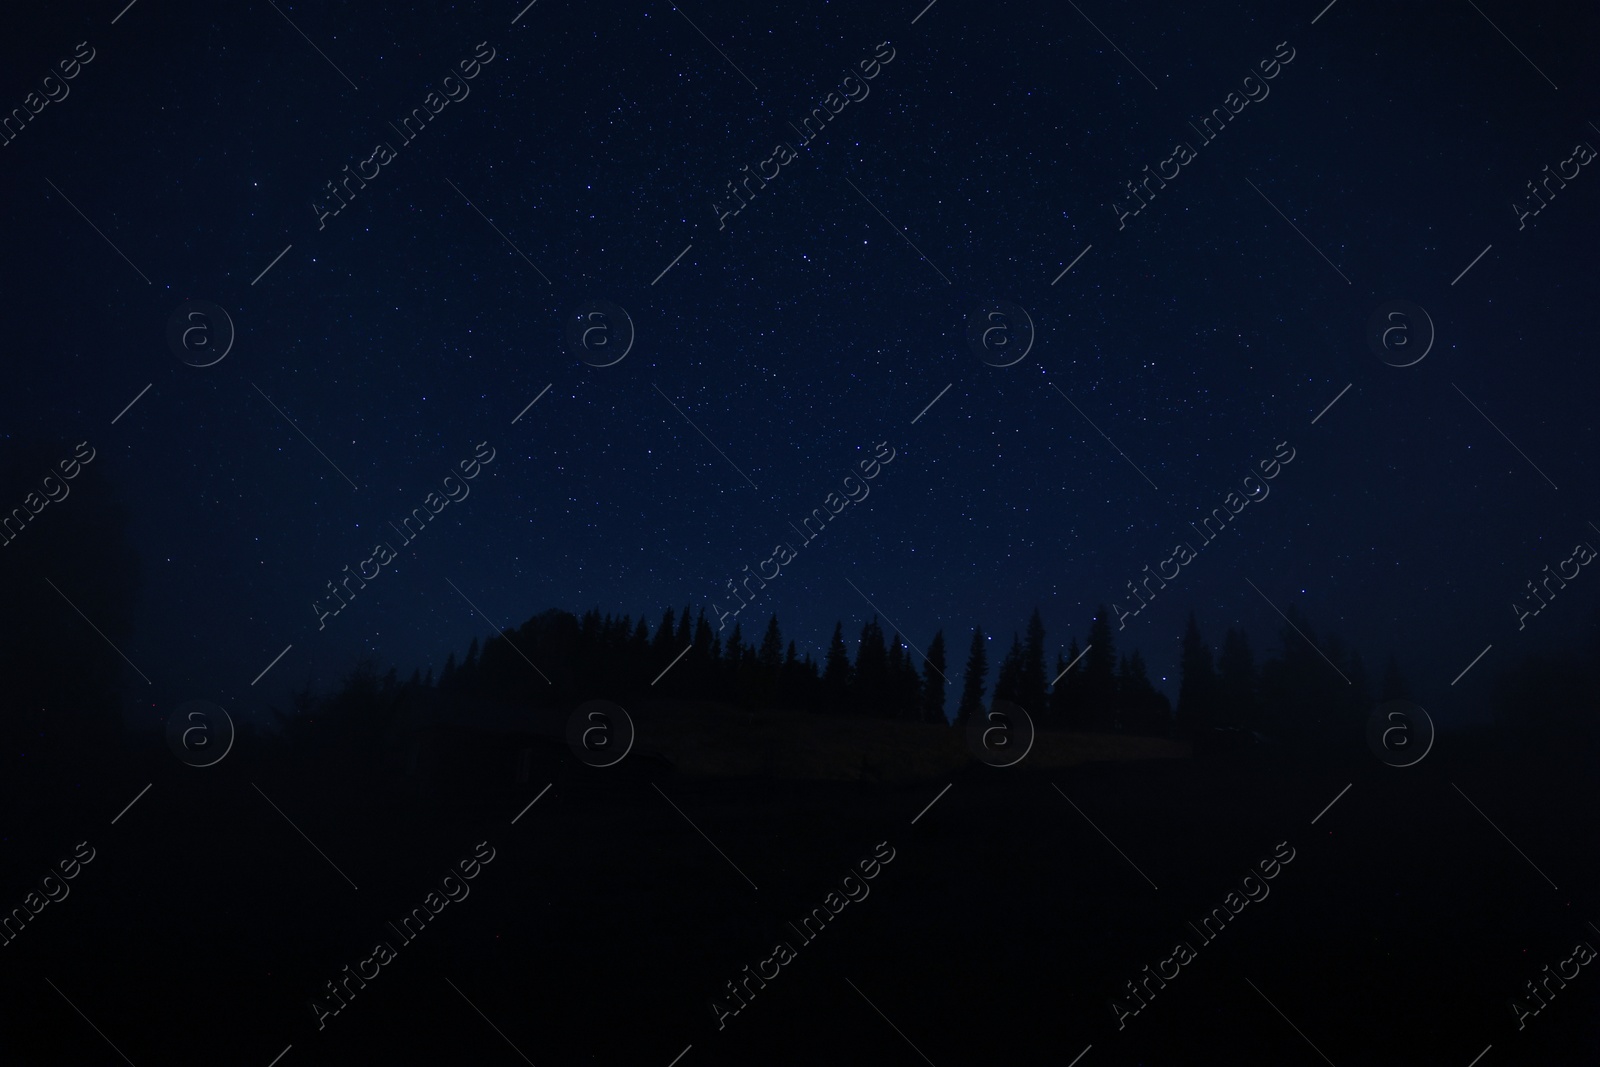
[1,0,1596,730]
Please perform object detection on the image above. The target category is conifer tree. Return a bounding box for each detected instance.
[956,627,989,730]
[921,630,948,723]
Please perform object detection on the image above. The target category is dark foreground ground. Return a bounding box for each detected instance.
[2,722,1598,1066]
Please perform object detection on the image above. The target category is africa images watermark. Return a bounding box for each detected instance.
[709,840,897,1030]
[1111,840,1297,1030]
[0,39,97,151]
[711,41,897,233]
[1510,934,1596,1031]
[1111,440,1296,629]
[309,840,498,1030]
[1512,135,1595,231]
[711,441,896,631]
[1511,534,1595,631]
[314,41,498,231]
[313,441,497,630]
[1111,40,1296,231]
[0,440,96,549]
[0,841,97,950]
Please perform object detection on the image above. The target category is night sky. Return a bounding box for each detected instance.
[2,0,1596,732]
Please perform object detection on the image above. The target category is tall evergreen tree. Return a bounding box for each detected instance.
[1052,637,1086,729]
[921,630,948,724]
[822,622,852,710]
[722,621,745,704]
[651,607,677,662]
[748,615,781,707]
[1082,607,1119,728]
[956,627,989,730]
[1020,608,1049,715]
[1176,612,1220,734]
[853,616,889,715]
[459,636,481,692]
[994,632,1025,704]
[887,636,906,714]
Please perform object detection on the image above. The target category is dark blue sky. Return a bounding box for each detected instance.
[1,0,1596,730]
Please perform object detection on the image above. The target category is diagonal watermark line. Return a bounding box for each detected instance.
[44,979,137,1067]
[1244,577,1351,684]
[265,1044,293,1067]
[45,178,152,285]
[1465,0,1558,90]
[512,384,553,424]
[511,782,552,825]
[842,176,953,284]
[670,1,759,92]
[42,575,151,684]
[252,782,359,890]
[249,243,294,286]
[444,578,553,684]
[652,782,758,890]
[1451,243,1492,286]
[910,0,939,25]
[1244,977,1337,1067]
[1451,643,1492,686]
[511,0,539,24]
[911,782,952,825]
[1051,243,1093,285]
[1047,382,1160,490]
[652,243,693,285]
[1065,1045,1093,1067]
[1464,1045,1492,1067]
[1311,782,1351,825]
[1451,781,1558,890]
[444,178,552,284]
[445,978,537,1066]
[267,0,360,91]
[1065,0,1157,90]
[1052,782,1158,889]
[652,384,759,490]
[844,978,939,1067]
[1311,383,1352,425]
[1051,643,1092,686]
[252,243,293,286]
[251,644,294,686]
[1451,383,1557,489]
[653,642,693,686]
[111,383,153,425]
[1244,177,1350,284]
[111,0,140,24]
[1310,0,1339,25]
[666,1044,693,1067]
[911,383,952,424]
[111,783,152,825]
[843,577,948,682]
[250,383,361,490]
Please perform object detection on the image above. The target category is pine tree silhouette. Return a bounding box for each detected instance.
[1020,608,1049,717]
[956,628,989,730]
[823,622,852,711]
[921,630,948,723]
[1177,612,1220,735]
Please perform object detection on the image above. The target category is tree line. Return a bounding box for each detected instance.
[376,602,1415,745]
